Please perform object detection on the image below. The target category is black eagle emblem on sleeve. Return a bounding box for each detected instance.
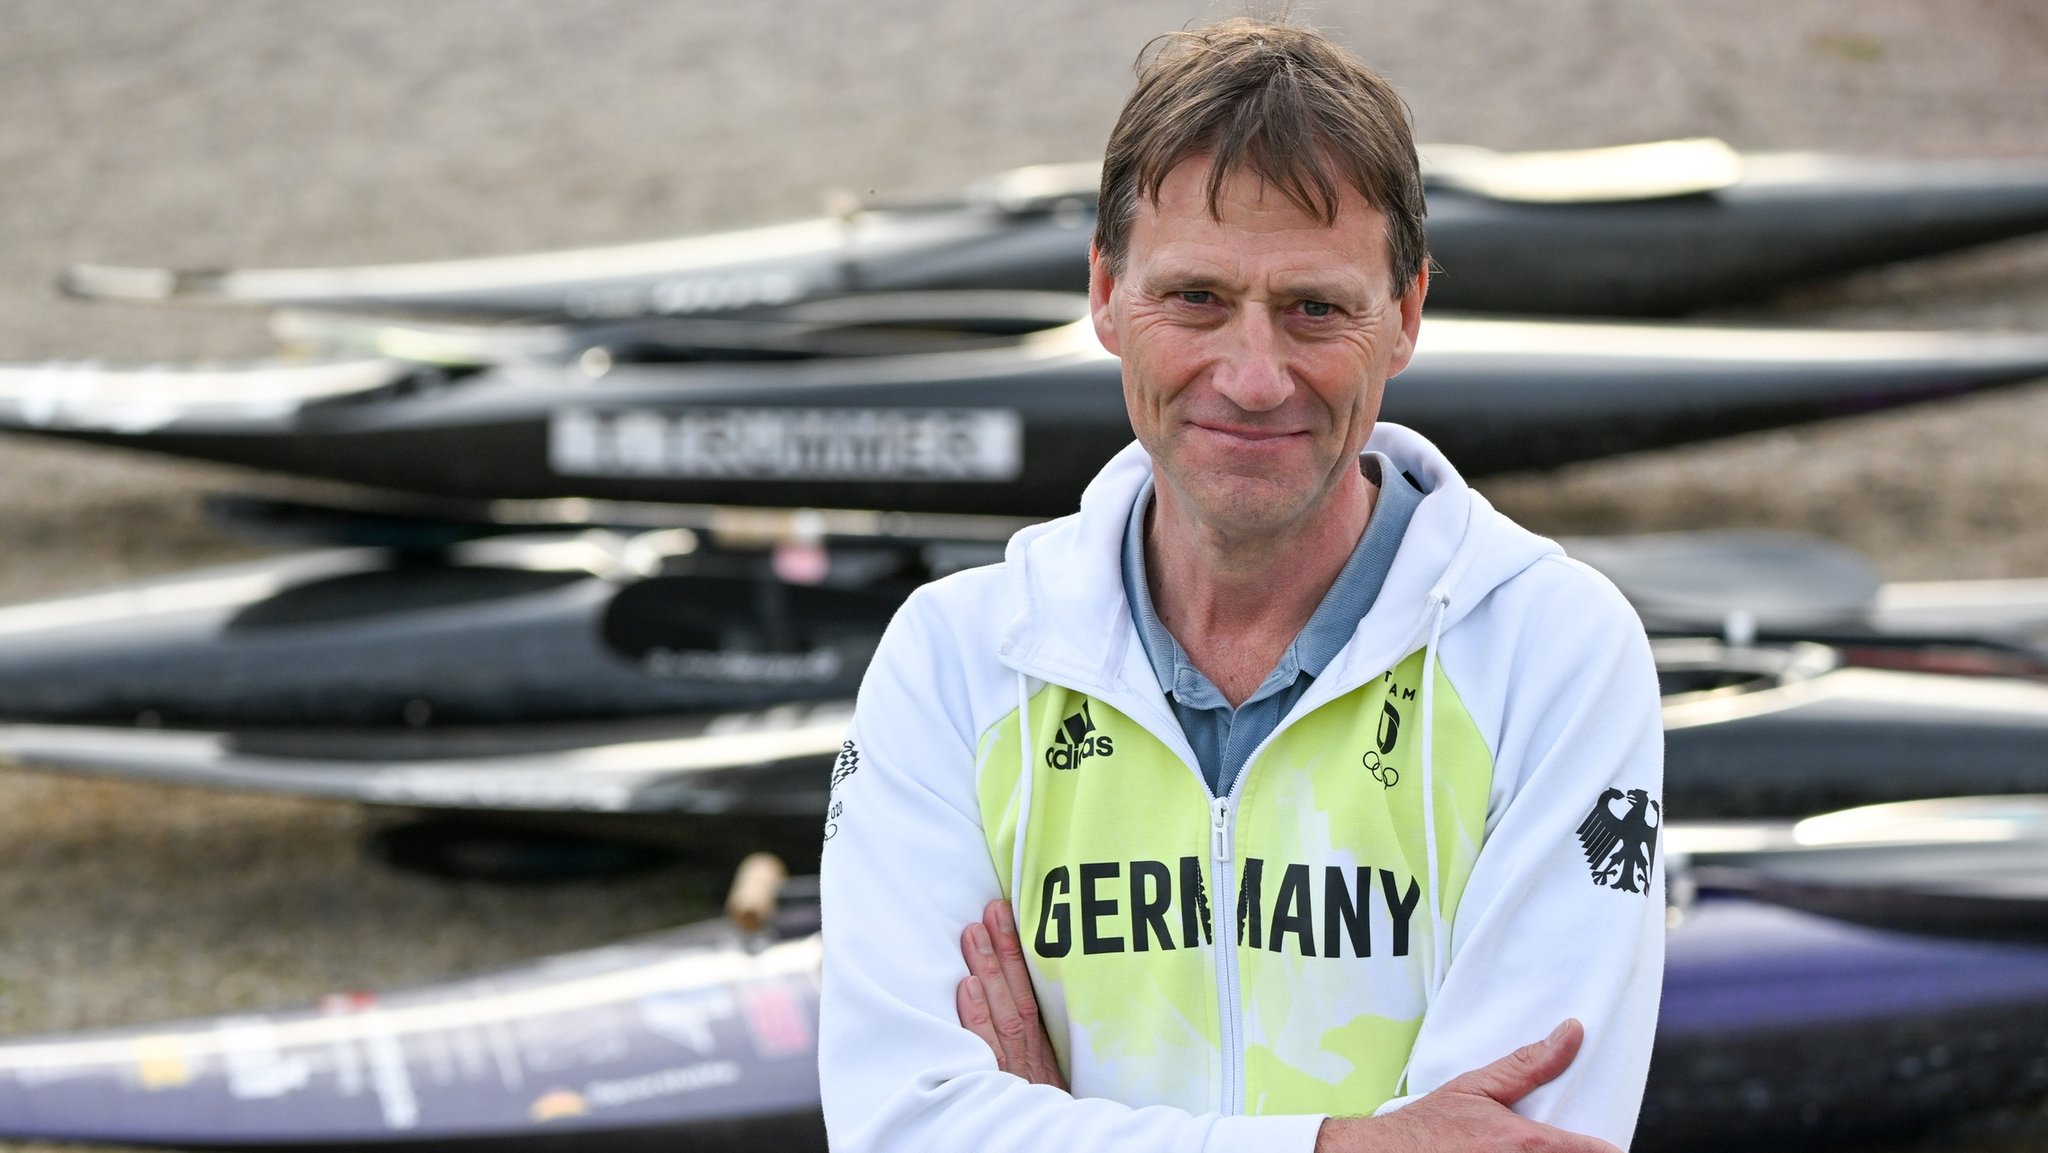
[1575,787,1660,895]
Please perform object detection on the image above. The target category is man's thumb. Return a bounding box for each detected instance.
[1447,1019,1583,1107]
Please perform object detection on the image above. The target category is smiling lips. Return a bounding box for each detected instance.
[1189,420,1308,444]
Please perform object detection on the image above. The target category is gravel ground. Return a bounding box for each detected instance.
[0,2,2044,1150]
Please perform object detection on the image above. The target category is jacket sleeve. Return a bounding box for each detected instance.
[818,587,1328,1153]
[1371,558,1666,1147]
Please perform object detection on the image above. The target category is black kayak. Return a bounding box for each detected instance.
[0,536,2046,822]
[1674,795,2048,940]
[1564,529,2048,660]
[1658,637,2048,818]
[2,549,2047,821]
[266,289,1097,366]
[57,140,2048,319]
[2,525,2043,734]
[193,492,2048,667]
[0,531,936,728]
[10,811,2048,1152]
[196,499,2048,661]
[9,316,2048,517]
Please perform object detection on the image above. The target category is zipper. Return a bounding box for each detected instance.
[1210,794,1243,1115]
[1046,652,1408,1116]
[1201,662,1395,1117]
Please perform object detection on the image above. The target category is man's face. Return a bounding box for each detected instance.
[1091,156,1425,538]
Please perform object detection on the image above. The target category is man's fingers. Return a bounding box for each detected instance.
[955,917,1002,1060]
[1442,1018,1584,1107]
[959,919,1027,1072]
[965,920,1033,1047]
[982,901,1068,1090]
[954,901,1068,1090]
[987,901,1047,1033]
[955,975,1002,1056]
[1345,1027,1614,1153]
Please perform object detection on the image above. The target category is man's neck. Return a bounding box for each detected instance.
[1144,468,1378,707]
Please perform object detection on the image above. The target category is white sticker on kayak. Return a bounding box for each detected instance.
[215,1017,313,1101]
[549,407,1023,482]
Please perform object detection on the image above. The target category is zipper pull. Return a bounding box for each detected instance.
[1211,797,1232,864]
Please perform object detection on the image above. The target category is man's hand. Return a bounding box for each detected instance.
[1316,1019,1620,1153]
[955,898,1067,1091]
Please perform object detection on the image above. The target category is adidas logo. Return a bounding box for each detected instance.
[1045,701,1115,770]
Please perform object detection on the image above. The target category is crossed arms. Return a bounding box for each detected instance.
[959,897,1619,1153]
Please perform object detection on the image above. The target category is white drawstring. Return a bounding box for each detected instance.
[1011,672,1036,901]
[1395,585,1453,1099]
[1418,587,1453,998]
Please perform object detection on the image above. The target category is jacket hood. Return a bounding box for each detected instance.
[996,423,1563,692]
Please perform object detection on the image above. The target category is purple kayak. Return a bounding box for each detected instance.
[1644,893,2048,1149]
[6,849,2048,1150]
[0,895,827,1151]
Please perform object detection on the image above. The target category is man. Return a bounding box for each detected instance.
[819,18,1663,1153]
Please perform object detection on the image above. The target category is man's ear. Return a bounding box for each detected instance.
[1088,242,1122,357]
[1386,263,1428,377]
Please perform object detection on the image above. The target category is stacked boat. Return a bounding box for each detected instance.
[4,138,2048,1151]
[11,799,2048,1153]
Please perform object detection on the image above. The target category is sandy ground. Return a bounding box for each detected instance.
[0,1,2045,1150]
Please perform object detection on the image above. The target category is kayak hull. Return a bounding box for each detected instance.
[1426,154,2048,315]
[58,151,2048,319]
[9,318,2048,517]
[1663,657,2048,819]
[0,539,910,728]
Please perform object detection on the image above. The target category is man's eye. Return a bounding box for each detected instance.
[1176,291,1214,305]
[1301,300,1336,318]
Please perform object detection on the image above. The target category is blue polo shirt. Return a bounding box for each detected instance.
[1121,452,1423,797]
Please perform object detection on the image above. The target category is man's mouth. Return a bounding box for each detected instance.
[1190,421,1304,444]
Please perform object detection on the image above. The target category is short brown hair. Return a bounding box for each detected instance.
[1095,18,1428,296]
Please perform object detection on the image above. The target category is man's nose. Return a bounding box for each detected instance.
[1209,311,1292,412]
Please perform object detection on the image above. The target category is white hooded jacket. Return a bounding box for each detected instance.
[820,424,1665,1153]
